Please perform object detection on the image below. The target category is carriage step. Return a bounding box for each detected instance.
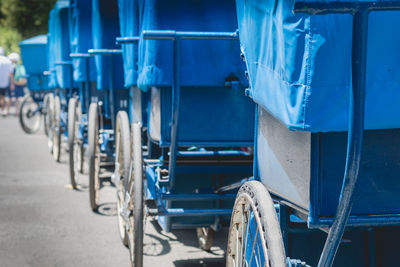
[160,193,236,201]
[148,208,232,217]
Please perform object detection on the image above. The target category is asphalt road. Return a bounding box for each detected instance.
[0,115,227,267]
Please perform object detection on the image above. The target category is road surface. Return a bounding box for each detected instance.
[0,115,227,267]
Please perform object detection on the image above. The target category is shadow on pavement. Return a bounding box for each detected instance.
[146,218,227,257]
[143,233,171,257]
[96,202,117,216]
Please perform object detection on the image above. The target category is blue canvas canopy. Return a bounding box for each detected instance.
[137,0,246,91]
[47,0,73,89]
[69,0,96,82]
[236,0,400,132]
[118,0,139,88]
[19,35,49,91]
[92,0,124,90]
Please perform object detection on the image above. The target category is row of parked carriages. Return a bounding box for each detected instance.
[18,0,400,266]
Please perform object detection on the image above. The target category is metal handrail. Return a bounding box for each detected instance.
[88,49,122,55]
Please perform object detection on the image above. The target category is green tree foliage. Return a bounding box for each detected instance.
[0,26,21,54]
[0,0,57,54]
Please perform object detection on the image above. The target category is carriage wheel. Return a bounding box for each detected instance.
[43,93,51,136]
[44,94,54,152]
[115,111,131,246]
[52,96,62,162]
[128,122,144,267]
[68,98,83,189]
[18,95,41,134]
[196,227,215,251]
[88,103,100,211]
[226,181,286,267]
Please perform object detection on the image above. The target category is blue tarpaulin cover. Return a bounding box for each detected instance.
[20,35,49,91]
[137,0,246,91]
[236,0,400,132]
[47,0,73,89]
[296,0,398,3]
[92,0,124,90]
[118,0,139,87]
[69,0,96,82]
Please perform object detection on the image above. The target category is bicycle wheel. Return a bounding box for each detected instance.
[19,95,41,134]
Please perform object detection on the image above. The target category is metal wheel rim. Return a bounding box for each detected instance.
[43,95,52,136]
[115,128,126,240]
[128,200,136,264]
[21,98,41,132]
[94,128,100,205]
[117,180,126,241]
[228,194,269,267]
[52,98,61,161]
[72,106,82,185]
[73,140,81,184]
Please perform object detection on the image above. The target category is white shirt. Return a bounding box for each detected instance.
[0,56,12,88]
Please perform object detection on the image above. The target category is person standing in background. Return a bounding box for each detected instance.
[0,47,14,116]
[8,53,26,116]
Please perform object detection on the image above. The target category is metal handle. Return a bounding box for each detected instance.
[54,61,72,65]
[70,53,91,58]
[88,49,122,55]
[142,29,239,40]
[115,36,140,45]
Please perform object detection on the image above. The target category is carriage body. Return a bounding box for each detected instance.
[20,35,49,94]
[45,0,77,161]
[232,0,400,265]
[48,0,74,91]
[137,0,255,232]
[91,0,128,121]
[69,0,99,113]
[139,0,254,147]
[237,0,400,228]
[117,0,148,125]
[69,0,96,83]
[256,107,400,227]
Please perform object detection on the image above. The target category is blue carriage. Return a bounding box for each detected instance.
[20,35,50,94]
[47,0,76,162]
[67,0,98,189]
[226,0,400,266]
[116,0,255,265]
[18,35,51,134]
[113,0,144,247]
[87,0,129,211]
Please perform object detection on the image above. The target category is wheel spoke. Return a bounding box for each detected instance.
[256,231,263,267]
[248,216,259,267]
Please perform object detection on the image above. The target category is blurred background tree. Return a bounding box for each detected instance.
[0,0,57,54]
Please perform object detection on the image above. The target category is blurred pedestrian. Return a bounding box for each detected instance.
[0,47,14,116]
[8,52,26,116]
